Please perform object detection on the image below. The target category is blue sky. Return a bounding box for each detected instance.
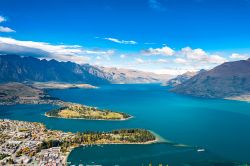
[0,0,249,75]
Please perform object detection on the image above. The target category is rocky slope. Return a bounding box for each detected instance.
[171,59,250,98]
[0,54,109,85]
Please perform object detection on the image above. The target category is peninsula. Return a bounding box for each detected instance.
[0,119,156,165]
[28,82,97,90]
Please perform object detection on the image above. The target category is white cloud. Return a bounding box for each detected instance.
[142,46,175,56]
[230,53,249,60]
[104,37,137,45]
[0,26,15,32]
[0,16,6,23]
[179,47,226,65]
[208,54,227,64]
[0,37,114,64]
[180,47,206,61]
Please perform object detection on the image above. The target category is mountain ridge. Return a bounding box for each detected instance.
[0,54,169,85]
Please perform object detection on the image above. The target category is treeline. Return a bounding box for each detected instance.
[45,107,65,116]
[110,129,156,142]
[74,129,156,143]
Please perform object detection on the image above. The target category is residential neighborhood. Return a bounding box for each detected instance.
[0,119,74,165]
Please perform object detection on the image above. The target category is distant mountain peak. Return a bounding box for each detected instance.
[165,70,199,87]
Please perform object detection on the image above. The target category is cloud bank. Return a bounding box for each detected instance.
[135,45,229,75]
[0,37,114,64]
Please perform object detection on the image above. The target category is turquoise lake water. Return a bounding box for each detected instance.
[1,84,250,165]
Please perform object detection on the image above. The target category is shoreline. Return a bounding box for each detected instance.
[65,133,159,165]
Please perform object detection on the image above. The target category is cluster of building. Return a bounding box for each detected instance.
[37,147,65,166]
[0,119,74,165]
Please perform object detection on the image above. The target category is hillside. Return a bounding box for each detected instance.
[171,59,250,99]
[0,82,61,105]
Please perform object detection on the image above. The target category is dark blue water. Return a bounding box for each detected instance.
[1,84,250,164]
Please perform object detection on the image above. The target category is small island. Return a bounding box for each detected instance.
[45,104,131,120]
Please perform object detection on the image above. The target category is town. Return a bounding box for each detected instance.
[0,119,74,165]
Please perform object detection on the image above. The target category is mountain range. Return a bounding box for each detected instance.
[171,58,250,99]
[2,54,250,101]
[0,54,170,85]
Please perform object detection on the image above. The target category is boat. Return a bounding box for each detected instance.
[197,148,205,152]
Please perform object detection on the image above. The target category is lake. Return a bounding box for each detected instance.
[1,84,250,165]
